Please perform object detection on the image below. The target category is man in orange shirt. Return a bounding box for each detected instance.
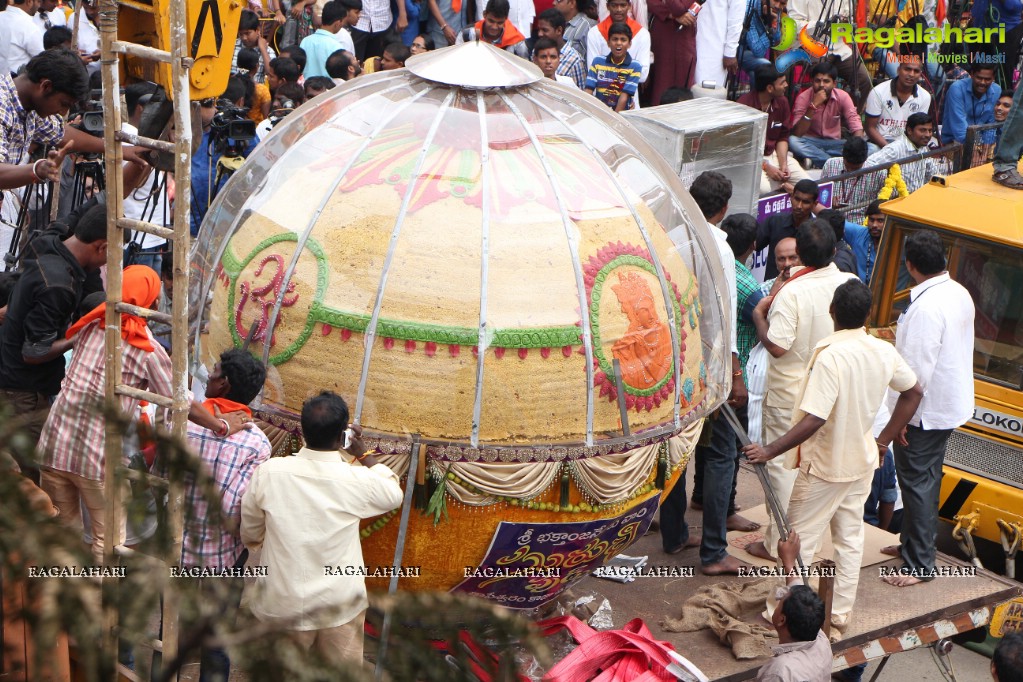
[455,0,528,58]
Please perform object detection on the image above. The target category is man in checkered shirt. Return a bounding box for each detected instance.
[178,349,271,570]
[0,50,130,190]
[163,348,270,682]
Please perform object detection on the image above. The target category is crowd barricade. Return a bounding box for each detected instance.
[962,122,1006,171]
[759,143,961,222]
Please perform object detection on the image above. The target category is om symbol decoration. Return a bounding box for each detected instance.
[224,233,328,365]
[234,254,299,348]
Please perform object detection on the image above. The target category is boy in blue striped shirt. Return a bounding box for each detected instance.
[585,22,641,112]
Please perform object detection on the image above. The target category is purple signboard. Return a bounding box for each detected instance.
[451,496,660,609]
[756,181,833,223]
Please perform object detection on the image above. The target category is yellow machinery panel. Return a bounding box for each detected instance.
[118,0,242,100]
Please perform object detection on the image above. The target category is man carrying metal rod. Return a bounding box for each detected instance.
[741,279,922,639]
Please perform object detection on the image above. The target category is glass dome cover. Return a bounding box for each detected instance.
[190,42,731,460]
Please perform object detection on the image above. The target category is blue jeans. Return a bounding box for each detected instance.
[660,414,740,564]
[696,413,738,566]
[788,136,846,168]
[738,47,771,81]
[994,84,1023,174]
[124,245,164,274]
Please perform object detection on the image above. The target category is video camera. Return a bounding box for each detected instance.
[210,100,257,157]
[75,88,106,147]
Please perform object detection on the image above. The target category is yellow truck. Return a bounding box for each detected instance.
[871,162,1023,638]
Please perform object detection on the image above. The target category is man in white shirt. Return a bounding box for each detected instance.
[745,279,922,634]
[350,0,406,61]
[747,218,858,562]
[883,230,974,587]
[692,0,745,89]
[241,391,403,664]
[71,1,102,74]
[33,0,67,32]
[595,0,646,26]
[122,83,169,272]
[586,0,650,83]
[661,172,750,576]
[475,0,533,48]
[864,58,932,149]
[0,0,46,76]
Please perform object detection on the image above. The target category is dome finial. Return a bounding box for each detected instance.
[406,41,543,89]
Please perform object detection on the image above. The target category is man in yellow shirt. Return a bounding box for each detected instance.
[241,391,403,664]
[743,279,922,636]
[747,219,857,562]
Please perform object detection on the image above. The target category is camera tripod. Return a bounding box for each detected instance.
[2,176,54,272]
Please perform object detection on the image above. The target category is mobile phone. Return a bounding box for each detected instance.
[343,427,354,450]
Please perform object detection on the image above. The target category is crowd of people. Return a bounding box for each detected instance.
[654,169,987,681]
[214,0,1023,186]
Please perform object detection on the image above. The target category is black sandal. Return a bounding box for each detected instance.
[993,168,1023,189]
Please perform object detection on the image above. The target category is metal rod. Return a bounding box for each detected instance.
[612,359,630,436]
[470,91,492,449]
[719,403,808,583]
[500,93,596,445]
[867,656,891,682]
[353,90,456,424]
[240,320,260,352]
[519,91,685,430]
[375,437,421,681]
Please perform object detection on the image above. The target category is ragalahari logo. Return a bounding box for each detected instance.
[772,15,829,71]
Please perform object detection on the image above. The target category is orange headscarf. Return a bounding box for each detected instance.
[66,265,161,352]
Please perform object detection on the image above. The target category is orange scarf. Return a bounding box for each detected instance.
[202,397,253,417]
[597,15,643,42]
[65,265,161,352]
[474,19,526,48]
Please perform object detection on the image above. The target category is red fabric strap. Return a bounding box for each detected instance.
[538,616,679,682]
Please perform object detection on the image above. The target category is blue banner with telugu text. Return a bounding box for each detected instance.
[451,496,660,609]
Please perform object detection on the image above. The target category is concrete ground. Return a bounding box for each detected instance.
[572,461,999,681]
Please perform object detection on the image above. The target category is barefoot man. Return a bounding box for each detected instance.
[746,219,857,562]
[881,230,974,587]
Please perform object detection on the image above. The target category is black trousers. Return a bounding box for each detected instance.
[893,425,953,575]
